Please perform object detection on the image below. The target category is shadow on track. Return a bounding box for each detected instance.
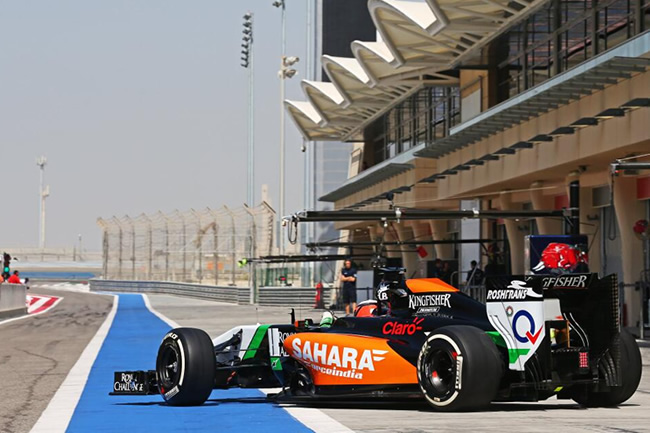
[272,396,640,413]
[114,396,271,407]
[114,394,640,413]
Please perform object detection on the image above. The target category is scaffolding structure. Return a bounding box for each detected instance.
[97,203,276,286]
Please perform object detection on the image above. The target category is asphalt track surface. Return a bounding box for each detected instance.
[0,288,113,433]
[2,287,649,432]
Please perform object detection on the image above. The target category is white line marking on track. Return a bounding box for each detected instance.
[30,295,119,433]
[0,297,64,327]
[281,406,355,433]
[142,294,354,433]
[143,294,180,328]
[258,389,354,433]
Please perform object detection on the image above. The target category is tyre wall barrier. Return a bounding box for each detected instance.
[89,280,330,308]
[0,284,27,319]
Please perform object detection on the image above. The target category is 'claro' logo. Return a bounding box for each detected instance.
[382,318,424,335]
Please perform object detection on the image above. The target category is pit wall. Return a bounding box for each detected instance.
[0,284,27,319]
[89,279,328,308]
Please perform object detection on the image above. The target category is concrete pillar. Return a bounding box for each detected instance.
[366,224,384,266]
[500,192,526,274]
[563,173,602,275]
[460,199,481,281]
[429,220,454,259]
[409,221,434,259]
[383,224,401,259]
[580,185,601,274]
[367,224,379,243]
[530,182,563,235]
[392,222,418,277]
[613,176,646,330]
[348,228,373,269]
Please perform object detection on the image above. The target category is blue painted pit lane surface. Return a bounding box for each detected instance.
[66,294,312,433]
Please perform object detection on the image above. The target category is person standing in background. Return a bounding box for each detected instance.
[431,259,443,278]
[341,260,357,315]
[440,261,451,284]
[466,260,485,286]
[8,270,21,284]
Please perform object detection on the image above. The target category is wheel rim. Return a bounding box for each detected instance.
[424,347,456,399]
[158,343,181,392]
[291,369,315,396]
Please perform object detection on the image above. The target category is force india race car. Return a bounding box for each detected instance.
[111,269,642,411]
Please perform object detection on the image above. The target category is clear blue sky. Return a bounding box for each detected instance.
[0,0,310,250]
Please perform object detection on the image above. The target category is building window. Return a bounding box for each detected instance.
[363,86,462,166]
[497,0,643,99]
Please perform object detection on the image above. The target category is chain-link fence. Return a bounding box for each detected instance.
[97,203,276,286]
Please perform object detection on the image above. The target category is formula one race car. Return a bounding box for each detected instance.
[111,269,642,411]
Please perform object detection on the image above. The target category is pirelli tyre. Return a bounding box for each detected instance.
[571,330,642,407]
[156,327,216,406]
[417,325,503,411]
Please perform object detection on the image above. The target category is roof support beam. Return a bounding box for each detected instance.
[307,239,503,248]
[286,209,567,223]
[440,5,507,23]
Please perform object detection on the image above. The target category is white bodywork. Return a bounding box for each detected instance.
[212,325,260,355]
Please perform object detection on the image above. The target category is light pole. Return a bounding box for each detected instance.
[273,0,299,255]
[304,0,315,286]
[36,156,49,250]
[241,12,255,208]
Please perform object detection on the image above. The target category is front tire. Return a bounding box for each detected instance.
[417,326,503,411]
[156,327,216,406]
[571,330,642,407]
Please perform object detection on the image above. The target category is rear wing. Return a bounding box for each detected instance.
[485,273,619,371]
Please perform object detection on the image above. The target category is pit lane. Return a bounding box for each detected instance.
[5,288,649,433]
[148,294,650,433]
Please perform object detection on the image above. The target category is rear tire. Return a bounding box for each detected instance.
[571,330,641,407]
[417,326,503,411]
[156,327,216,406]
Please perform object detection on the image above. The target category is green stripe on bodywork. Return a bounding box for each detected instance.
[242,325,271,360]
[508,348,529,363]
[486,332,529,363]
[486,331,507,348]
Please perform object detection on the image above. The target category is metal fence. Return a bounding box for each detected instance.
[97,203,276,286]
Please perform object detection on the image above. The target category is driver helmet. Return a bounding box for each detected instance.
[376,267,409,316]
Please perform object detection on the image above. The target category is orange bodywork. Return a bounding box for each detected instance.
[284,333,417,386]
[405,278,458,293]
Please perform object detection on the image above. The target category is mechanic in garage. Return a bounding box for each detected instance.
[341,259,357,315]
